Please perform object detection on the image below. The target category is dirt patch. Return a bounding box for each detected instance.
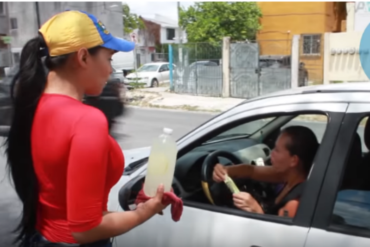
[125,89,221,113]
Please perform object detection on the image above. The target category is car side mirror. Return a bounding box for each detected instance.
[118,174,146,211]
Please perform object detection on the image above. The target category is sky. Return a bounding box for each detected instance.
[124,1,194,22]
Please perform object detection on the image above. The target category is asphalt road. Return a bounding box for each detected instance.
[0,107,365,246]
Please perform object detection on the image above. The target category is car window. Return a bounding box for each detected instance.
[137,65,159,72]
[177,112,328,222]
[205,117,276,143]
[282,114,328,143]
[159,64,168,72]
[330,115,370,230]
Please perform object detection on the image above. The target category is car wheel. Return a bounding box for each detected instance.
[151,79,159,88]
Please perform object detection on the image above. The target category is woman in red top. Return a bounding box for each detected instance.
[6,10,167,247]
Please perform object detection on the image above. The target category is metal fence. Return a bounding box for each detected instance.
[171,43,223,97]
[229,40,292,99]
[167,39,296,99]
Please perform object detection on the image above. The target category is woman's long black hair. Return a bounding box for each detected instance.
[5,33,101,245]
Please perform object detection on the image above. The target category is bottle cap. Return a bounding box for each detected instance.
[163,128,173,135]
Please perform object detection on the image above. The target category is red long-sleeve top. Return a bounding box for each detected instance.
[31,94,124,243]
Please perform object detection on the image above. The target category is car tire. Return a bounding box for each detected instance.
[151,79,159,88]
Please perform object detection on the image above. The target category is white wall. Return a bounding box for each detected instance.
[160,27,187,44]
[323,31,369,83]
[354,2,370,31]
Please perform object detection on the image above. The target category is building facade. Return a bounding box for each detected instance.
[257,2,347,84]
[6,2,123,65]
[132,14,187,65]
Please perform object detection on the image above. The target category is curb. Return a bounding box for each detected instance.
[125,105,220,115]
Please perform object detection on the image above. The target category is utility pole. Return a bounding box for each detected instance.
[35,2,41,28]
[177,2,182,46]
[5,2,12,68]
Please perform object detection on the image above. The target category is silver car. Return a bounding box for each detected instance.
[109,82,370,247]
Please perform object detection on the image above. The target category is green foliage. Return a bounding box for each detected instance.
[180,2,262,43]
[172,43,222,63]
[122,3,145,35]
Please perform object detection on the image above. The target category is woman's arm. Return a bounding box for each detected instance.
[226,164,284,183]
[277,200,300,218]
[73,199,161,244]
[67,109,161,244]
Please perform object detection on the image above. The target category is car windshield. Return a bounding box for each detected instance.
[205,117,276,143]
[137,65,159,72]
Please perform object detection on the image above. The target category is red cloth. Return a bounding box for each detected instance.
[32,94,124,243]
[135,185,183,222]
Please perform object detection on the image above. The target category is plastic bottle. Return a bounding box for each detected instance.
[144,128,178,197]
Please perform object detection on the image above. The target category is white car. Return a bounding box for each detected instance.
[108,82,370,247]
[126,62,173,88]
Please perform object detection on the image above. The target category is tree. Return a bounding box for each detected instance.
[122,3,145,35]
[180,2,262,43]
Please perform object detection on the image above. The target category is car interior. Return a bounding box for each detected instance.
[332,116,370,228]
[120,112,328,216]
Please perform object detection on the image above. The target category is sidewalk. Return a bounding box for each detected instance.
[125,87,245,112]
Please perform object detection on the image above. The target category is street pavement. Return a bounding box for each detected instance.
[0,107,365,246]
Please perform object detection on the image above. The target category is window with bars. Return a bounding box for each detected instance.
[0,3,4,15]
[166,28,175,41]
[302,34,321,55]
[10,18,18,30]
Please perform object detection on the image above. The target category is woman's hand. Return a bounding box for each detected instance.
[233,192,264,214]
[213,164,227,183]
[144,184,169,215]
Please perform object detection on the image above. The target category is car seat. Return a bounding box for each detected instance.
[360,119,370,190]
[340,133,363,190]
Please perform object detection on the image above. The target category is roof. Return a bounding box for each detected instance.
[238,82,370,106]
[143,62,168,66]
[140,14,178,28]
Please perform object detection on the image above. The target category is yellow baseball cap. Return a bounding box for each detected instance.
[39,10,135,57]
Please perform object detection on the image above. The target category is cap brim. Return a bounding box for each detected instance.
[102,37,135,52]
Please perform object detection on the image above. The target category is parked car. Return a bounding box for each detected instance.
[0,66,126,136]
[259,55,309,87]
[0,66,14,136]
[109,82,370,246]
[126,62,173,87]
[109,67,126,84]
[84,75,126,131]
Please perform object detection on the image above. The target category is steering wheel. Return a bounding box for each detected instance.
[201,150,273,207]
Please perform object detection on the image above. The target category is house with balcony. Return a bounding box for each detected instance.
[131,14,187,65]
[257,2,347,84]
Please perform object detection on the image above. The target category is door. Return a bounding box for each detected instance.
[158,64,170,83]
[304,103,370,247]
[229,43,260,99]
[114,102,347,247]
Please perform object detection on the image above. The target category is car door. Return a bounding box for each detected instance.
[304,103,370,247]
[0,73,12,136]
[162,64,170,82]
[158,64,165,83]
[113,102,347,247]
[158,64,169,83]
